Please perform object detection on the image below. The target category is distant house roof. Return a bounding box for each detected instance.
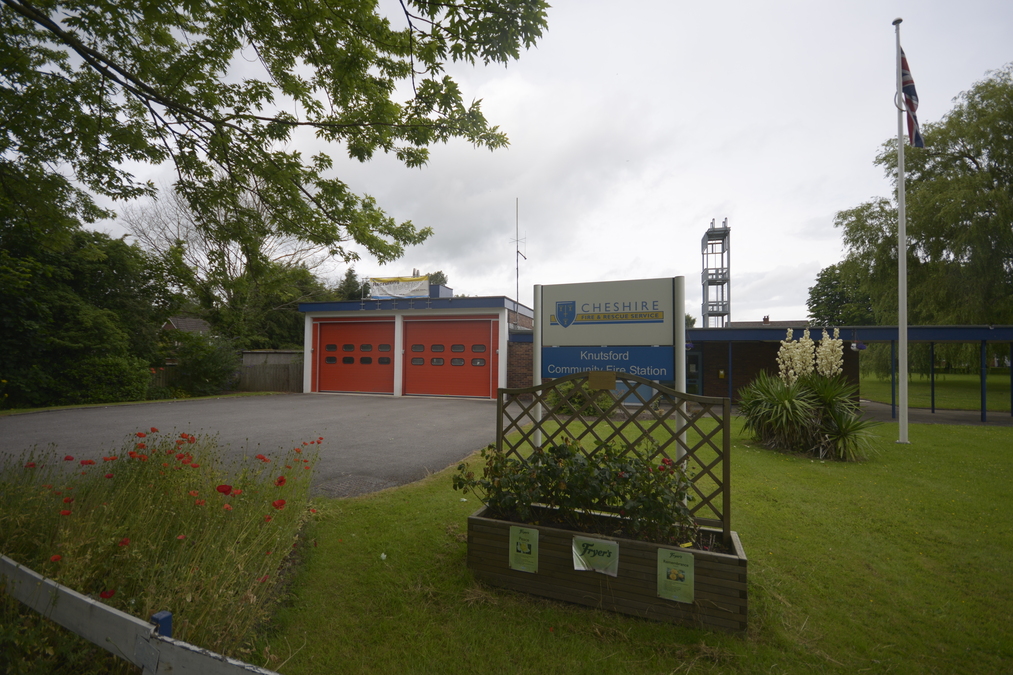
[163,317,211,334]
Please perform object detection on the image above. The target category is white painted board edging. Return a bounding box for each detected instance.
[1,554,280,675]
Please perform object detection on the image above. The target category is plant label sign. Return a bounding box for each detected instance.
[657,548,695,603]
[572,536,619,577]
[509,526,539,573]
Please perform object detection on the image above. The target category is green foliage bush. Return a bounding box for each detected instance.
[168,332,240,397]
[453,440,698,546]
[544,380,614,416]
[71,356,152,404]
[738,371,877,461]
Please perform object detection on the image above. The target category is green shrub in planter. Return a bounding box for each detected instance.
[453,439,698,546]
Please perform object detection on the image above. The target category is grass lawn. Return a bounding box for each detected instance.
[265,419,1012,675]
[860,372,1012,413]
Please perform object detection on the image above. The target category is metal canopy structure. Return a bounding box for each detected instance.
[687,325,1013,422]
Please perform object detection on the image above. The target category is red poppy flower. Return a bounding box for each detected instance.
[139,454,148,462]
[60,510,71,516]
[43,484,52,489]
[136,432,146,438]
[100,589,115,599]
[105,473,114,479]
[187,437,196,444]
[310,508,318,513]
[258,574,269,583]
[63,497,73,503]
[80,459,95,466]
[176,453,185,460]
[135,443,146,450]
[302,442,308,446]
[294,448,302,453]
[118,538,130,547]
[223,504,233,511]
[285,465,292,469]
[216,484,232,495]
[272,499,286,510]
[63,455,74,461]
[104,456,118,461]
[194,499,205,506]
[177,534,186,540]
[318,437,323,441]
[274,476,287,487]
[180,433,189,439]
[264,515,272,522]
[190,463,200,468]
[150,427,159,433]
[232,488,243,495]
[188,490,199,497]
[24,462,36,468]
[176,439,185,446]
[128,451,137,458]
[50,554,62,562]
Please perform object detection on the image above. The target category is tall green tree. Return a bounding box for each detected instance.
[1,0,549,262]
[814,64,1013,328]
[122,189,335,349]
[334,268,368,301]
[806,261,875,327]
[0,227,174,408]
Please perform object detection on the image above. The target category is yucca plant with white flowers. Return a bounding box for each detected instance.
[739,328,877,461]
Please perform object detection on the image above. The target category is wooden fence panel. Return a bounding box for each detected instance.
[237,363,303,392]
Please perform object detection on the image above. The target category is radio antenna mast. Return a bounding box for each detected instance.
[511,197,527,329]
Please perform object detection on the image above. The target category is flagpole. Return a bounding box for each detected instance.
[893,18,910,444]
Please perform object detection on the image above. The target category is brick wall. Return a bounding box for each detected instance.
[507,341,533,389]
[507,310,534,329]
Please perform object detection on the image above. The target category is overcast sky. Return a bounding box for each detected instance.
[100,0,1013,322]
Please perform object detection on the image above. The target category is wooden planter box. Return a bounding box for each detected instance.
[467,506,748,633]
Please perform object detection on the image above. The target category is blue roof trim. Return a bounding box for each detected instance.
[509,332,533,343]
[300,296,534,316]
[687,326,1013,342]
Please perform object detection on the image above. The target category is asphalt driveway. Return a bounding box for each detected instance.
[0,394,498,498]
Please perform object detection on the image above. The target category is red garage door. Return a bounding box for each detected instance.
[316,321,395,393]
[403,319,498,397]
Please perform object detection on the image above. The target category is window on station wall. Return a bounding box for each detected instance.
[472,344,487,353]
[411,357,424,365]
[431,344,445,352]
[378,357,391,365]
[360,344,373,352]
[342,357,354,364]
[378,344,392,352]
[451,344,465,352]
[360,357,372,364]
[472,358,486,367]
[342,344,355,352]
[451,358,465,366]
[430,358,444,366]
[325,344,337,352]
[411,344,424,352]
[325,356,337,364]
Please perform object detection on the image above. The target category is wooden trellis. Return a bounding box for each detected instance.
[496,371,732,543]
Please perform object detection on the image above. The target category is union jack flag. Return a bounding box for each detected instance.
[900,49,924,147]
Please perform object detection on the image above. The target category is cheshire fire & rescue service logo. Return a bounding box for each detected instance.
[555,301,576,328]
